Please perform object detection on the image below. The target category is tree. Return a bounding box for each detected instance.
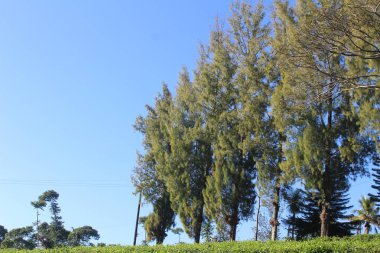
[31,200,46,227]
[31,199,46,246]
[279,0,380,93]
[132,153,175,245]
[255,127,285,241]
[138,216,148,244]
[283,188,304,240]
[37,222,54,249]
[369,157,380,206]
[143,205,174,245]
[132,84,176,245]
[171,227,184,244]
[38,190,69,247]
[198,0,279,239]
[272,0,380,151]
[1,226,35,250]
[68,226,100,246]
[286,186,354,239]
[253,206,272,241]
[0,225,7,245]
[200,217,214,243]
[272,0,376,237]
[351,196,380,234]
[165,67,213,243]
[201,24,257,240]
[228,1,284,241]
[254,194,262,241]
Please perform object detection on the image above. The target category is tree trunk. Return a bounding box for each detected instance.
[357,223,361,235]
[287,225,290,238]
[364,222,370,235]
[271,182,281,241]
[133,192,142,246]
[193,205,203,243]
[320,94,332,237]
[320,203,329,237]
[229,205,239,241]
[292,213,295,240]
[36,209,40,247]
[156,236,164,245]
[193,142,211,244]
[255,196,261,241]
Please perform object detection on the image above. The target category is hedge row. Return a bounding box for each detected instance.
[3,235,380,253]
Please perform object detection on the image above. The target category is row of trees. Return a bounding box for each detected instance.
[132,0,380,245]
[0,190,99,249]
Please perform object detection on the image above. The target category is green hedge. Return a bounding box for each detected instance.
[2,235,380,253]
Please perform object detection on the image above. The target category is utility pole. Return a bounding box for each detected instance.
[133,192,142,246]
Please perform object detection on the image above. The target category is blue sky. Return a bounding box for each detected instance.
[0,0,375,246]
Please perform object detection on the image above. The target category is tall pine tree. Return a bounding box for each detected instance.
[272,0,375,237]
[132,84,176,244]
[200,23,257,241]
[165,68,213,243]
[284,166,354,239]
[369,157,380,207]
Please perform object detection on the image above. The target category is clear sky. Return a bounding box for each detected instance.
[0,0,375,246]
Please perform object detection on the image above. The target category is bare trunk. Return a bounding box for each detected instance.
[320,203,329,237]
[133,192,142,246]
[194,142,212,244]
[255,196,261,241]
[357,223,362,235]
[291,213,296,240]
[320,94,332,237]
[156,236,164,245]
[229,205,239,241]
[271,183,281,241]
[364,222,370,235]
[194,206,203,243]
[36,209,40,247]
[287,225,290,238]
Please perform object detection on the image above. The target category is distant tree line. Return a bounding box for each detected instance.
[132,0,380,245]
[0,190,100,249]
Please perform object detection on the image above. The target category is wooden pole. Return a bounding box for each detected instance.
[133,192,142,246]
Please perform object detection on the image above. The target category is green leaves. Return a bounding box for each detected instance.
[68,226,100,247]
[133,0,380,243]
[132,85,176,244]
[351,196,380,234]
[1,226,35,250]
[2,235,380,252]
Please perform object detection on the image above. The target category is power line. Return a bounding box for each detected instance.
[0,178,134,188]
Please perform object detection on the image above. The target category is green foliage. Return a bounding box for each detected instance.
[165,67,212,243]
[199,0,274,240]
[1,226,35,250]
[68,226,99,246]
[143,195,175,244]
[2,235,380,252]
[200,218,214,243]
[369,158,380,206]
[0,225,7,245]
[132,84,176,244]
[351,196,380,234]
[171,228,184,243]
[37,190,69,247]
[131,0,380,243]
[271,0,377,237]
[284,188,354,239]
[31,200,46,212]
